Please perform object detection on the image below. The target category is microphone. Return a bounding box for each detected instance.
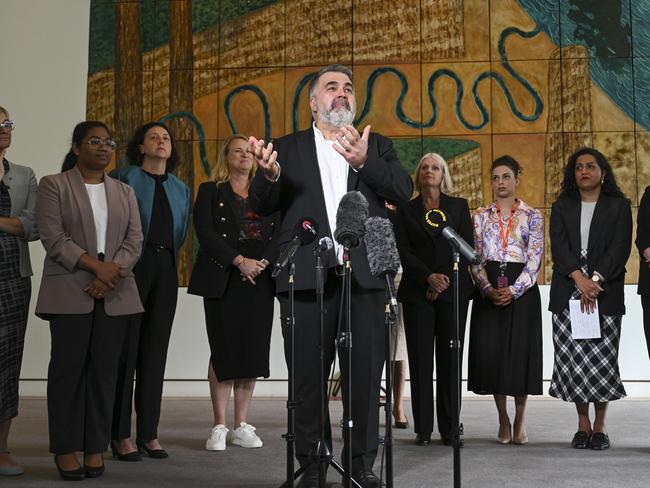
[364,216,401,316]
[334,191,369,249]
[423,209,480,265]
[271,217,319,278]
[313,236,333,256]
[364,217,401,279]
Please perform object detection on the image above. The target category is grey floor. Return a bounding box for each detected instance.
[6,397,650,487]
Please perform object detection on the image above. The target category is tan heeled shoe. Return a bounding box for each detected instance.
[497,422,512,444]
[513,429,529,445]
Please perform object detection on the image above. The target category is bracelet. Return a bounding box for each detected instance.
[234,256,245,267]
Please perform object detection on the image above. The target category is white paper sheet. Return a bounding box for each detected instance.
[569,299,601,339]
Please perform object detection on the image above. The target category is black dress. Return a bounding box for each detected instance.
[0,163,31,421]
[204,188,275,381]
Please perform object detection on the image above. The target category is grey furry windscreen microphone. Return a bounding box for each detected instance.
[334,191,369,248]
[423,209,481,265]
[364,217,401,278]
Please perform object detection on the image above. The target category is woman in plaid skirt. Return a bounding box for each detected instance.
[548,147,632,451]
[0,106,38,477]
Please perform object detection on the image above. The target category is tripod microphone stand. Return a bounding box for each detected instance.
[380,275,397,488]
[280,246,361,488]
[450,247,463,488]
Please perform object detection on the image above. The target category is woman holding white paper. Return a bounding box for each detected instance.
[548,147,632,451]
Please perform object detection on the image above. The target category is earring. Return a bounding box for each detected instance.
[601,178,604,184]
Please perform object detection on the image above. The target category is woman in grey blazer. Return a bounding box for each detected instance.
[35,121,143,480]
[0,106,38,477]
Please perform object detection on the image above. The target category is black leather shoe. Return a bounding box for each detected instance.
[54,456,85,481]
[441,434,464,448]
[571,430,590,449]
[83,455,105,478]
[590,432,610,450]
[136,440,168,459]
[352,469,385,488]
[296,464,319,488]
[111,441,142,462]
[415,434,431,446]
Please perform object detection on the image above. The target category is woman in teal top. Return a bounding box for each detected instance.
[110,122,190,460]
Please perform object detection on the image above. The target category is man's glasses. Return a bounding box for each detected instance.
[0,120,15,131]
[85,137,118,151]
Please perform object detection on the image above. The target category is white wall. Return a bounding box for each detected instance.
[3,0,649,398]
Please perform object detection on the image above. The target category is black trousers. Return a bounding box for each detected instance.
[112,246,178,441]
[48,301,130,454]
[643,295,650,361]
[402,298,469,438]
[278,269,385,474]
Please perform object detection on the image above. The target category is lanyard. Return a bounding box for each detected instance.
[496,201,517,260]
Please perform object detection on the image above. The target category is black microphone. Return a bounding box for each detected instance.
[271,217,319,278]
[364,216,401,315]
[423,209,480,265]
[313,236,333,256]
[334,191,369,249]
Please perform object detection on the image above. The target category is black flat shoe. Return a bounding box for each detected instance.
[441,434,464,448]
[136,440,168,459]
[415,434,431,446]
[590,432,610,450]
[352,469,385,488]
[571,430,591,449]
[54,456,85,481]
[83,455,105,478]
[111,441,142,462]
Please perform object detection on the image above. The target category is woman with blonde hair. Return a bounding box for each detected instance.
[188,134,279,451]
[394,152,474,446]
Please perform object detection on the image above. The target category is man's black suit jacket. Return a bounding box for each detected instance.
[549,194,632,316]
[394,193,474,304]
[636,186,650,296]
[249,127,413,293]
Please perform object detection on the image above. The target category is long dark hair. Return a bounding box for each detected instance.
[558,147,626,200]
[126,122,179,172]
[61,121,111,172]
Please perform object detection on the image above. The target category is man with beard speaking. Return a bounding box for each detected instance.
[249,65,412,487]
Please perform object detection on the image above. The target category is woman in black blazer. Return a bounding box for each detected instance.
[188,134,279,452]
[636,186,650,359]
[548,147,632,451]
[394,153,474,446]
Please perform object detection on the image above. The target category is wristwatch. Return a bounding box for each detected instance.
[591,274,601,283]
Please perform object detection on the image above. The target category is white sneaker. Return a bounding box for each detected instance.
[230,422,263,448]
[206,424,228,451]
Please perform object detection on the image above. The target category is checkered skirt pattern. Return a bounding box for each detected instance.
[548,250,626,402]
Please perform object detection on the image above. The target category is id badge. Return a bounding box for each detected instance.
[497,262,508,289]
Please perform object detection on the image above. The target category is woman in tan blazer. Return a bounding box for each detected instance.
[35,121,143,480]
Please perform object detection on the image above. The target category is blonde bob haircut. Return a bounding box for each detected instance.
[210,134,257,183]
[413,152,454,194]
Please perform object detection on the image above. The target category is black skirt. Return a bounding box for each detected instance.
[468,261,543,396]
[204,240,275,381]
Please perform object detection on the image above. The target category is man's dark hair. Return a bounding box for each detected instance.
[307,64,353,98]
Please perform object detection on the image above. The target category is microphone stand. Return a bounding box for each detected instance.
[281,261,298,488]
[338,247,361,488]
[381,274,397,488]
[450,247,462,488]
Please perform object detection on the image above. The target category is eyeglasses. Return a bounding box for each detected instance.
[0,120,15,131]
[85,137,118,150]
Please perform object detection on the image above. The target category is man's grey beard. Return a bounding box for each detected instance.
[316,104,355,127]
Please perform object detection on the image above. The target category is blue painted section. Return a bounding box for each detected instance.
[518,0,643,128]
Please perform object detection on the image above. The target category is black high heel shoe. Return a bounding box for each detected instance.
[110,441,142,462]
[136,440,168,459]
[54,455,85,481]
[83,454,105,478]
